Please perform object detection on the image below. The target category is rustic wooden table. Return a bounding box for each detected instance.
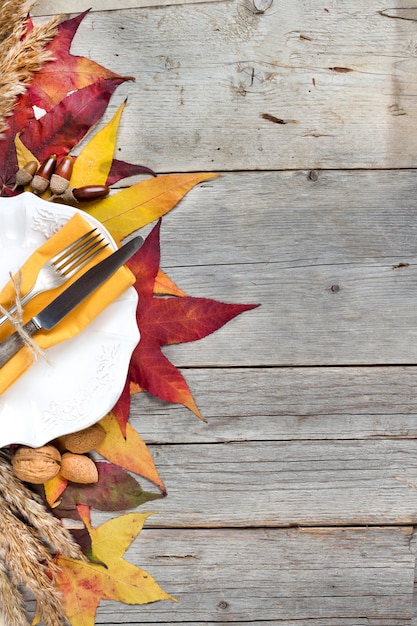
[32,1,417,624]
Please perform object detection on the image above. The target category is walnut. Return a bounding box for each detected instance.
[12,445,61,484]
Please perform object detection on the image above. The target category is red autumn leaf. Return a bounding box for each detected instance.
[27,11,132,111]
[20,78,127,162]
[111,378,131,436]
[127,220,259,419]
[106,159,156,186]
[0,92,35,189]
[133,346,203,418]
[51,503,93,558]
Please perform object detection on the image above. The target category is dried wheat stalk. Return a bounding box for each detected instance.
[0,452,85,559]
[0,550,27,625]
[0,3,89,622]
[0,453,85,625]
[0,499,68,625]
[0,0,60,137]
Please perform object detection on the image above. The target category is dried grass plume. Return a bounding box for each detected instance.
[0,0,60,137]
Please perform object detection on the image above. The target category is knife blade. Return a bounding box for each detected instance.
[0,234,143,369]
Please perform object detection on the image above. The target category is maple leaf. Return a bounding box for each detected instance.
[27,11,132,112]
[154,268,187,297]
[51,506,174,626]
[127,220,259,419]
[110,377,131,435]
[20,77,127,162]
[0,12,144,193]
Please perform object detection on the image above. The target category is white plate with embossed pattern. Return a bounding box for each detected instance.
[0,193,139,448]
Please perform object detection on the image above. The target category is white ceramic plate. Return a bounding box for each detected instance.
[0,192,139,447]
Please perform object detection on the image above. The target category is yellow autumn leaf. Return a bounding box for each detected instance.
[44,472,68,507]
[96,412,165,492]
[85,172,219,243]
[71,101,126,187]
[14,134,39,170]
[48,506,175,626]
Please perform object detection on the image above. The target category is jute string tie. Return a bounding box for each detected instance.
[0,271,50,364]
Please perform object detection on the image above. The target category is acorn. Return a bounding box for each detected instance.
[13,160,38,190]
[52,184,110,205]
[49,155,73,196]
[31,154,57,195]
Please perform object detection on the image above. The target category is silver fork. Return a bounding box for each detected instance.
[0,228,109,326]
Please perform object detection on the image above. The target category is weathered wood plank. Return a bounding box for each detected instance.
[25,528,413,625]
[124,169,417,367]
[97,623,414,626]
[33,0,224,15]
[134,439,417,527]
[96,623,412,626]
[164,258,417,366]
[55,1,417,171]
[91,526,415,623]
[130,366,417,443]
[158,170,417,269]
[26,3,417,623]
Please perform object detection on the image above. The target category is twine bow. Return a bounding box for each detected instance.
[0,271,49,364]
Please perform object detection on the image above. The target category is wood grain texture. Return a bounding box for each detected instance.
[130,366,417,443]
[91,527,415,624]
[27,1,417,622]
[129,439,417,527]
[135,169,417,367]
[55,0,417,171]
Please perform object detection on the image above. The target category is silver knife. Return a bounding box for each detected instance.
[0,235,143,369]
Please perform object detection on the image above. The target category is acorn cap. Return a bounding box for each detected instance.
[50,173,71,195]
[32,174,51,195]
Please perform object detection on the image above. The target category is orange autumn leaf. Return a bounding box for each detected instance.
[85,172,219,243]
[130,381,143,394]
[154,268,187,296]
[52,506,174,626]
[96,412,165,493]
[44,473,68,507]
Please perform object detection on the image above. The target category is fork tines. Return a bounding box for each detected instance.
[52,229,109,278]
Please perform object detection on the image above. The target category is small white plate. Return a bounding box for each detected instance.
[0,192,139,447]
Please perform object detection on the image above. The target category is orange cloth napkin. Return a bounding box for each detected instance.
[0,213,135,395]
